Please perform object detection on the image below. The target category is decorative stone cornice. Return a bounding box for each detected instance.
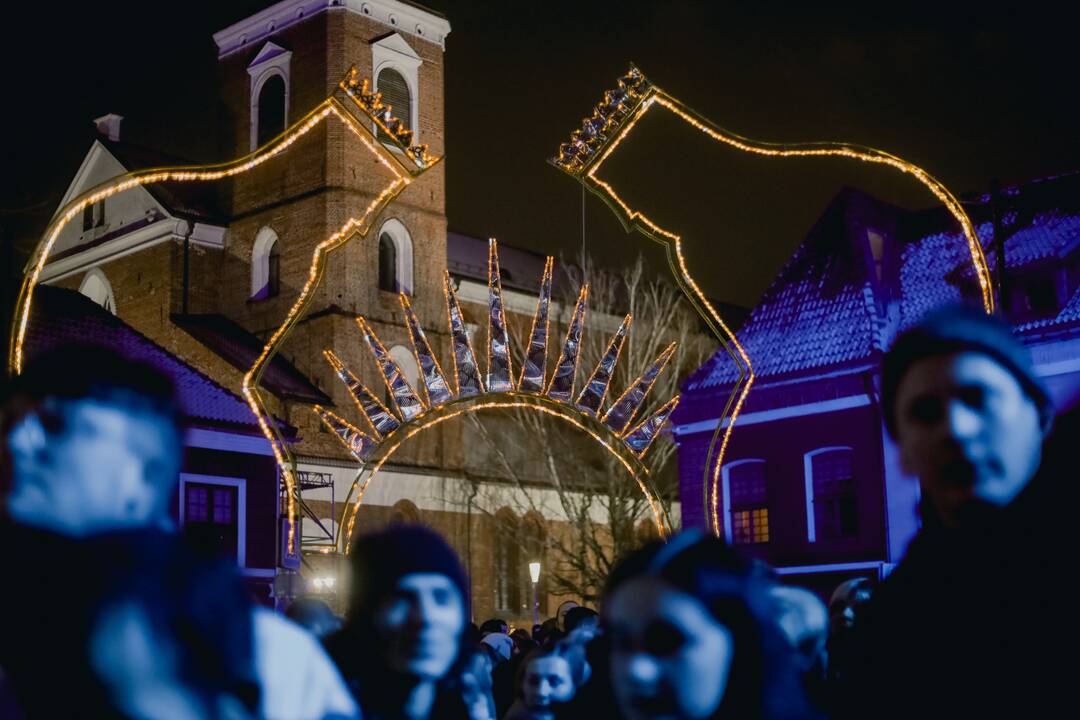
[213,0,451,58]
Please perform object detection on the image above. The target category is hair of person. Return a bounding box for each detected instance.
[563,606,598,634]
[602,530,813,720]
[479,618,508,636]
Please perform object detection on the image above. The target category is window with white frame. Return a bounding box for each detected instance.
[376,218,413,295]
[722,460,769,545]
[805,447,858,542]
[79,268,116,314]
[372,33,422,145]
[179,473,246,565]
[247,42,292,151]
[251,226,280,299]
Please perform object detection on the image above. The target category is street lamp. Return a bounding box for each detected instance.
[529,561,541,626]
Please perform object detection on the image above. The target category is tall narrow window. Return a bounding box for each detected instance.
[256,74,286,147]
[494,509,521,612]
[267,239,281,297]
[376,68,411,144]
[810,449,858,540]
[727,461,769,545]
[183,482,239,561]
[379,233,397,292]
[251,227,280,300]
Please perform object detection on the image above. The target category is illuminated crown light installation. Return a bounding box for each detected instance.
[549,64,993,537]
[11,68,442,553]
[314,239,679,552]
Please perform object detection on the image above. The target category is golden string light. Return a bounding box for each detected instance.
[10,70,441,554]
[551,66,992,537]
[331,395,672,552]
[318,243,681,552]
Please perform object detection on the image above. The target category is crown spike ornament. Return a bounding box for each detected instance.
[401,294,453,407]
[444,271,485,396]
[315,243,681,549]
[576,314,631,415]
[518,257,554,392]
[545,285,589,402]
[486,239,514,393]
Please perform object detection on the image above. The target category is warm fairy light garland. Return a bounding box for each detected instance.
[333,396,672,552]
[10,69,441,554]
[551,65,992,537]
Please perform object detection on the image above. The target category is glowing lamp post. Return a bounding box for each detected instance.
[529,561,541,626]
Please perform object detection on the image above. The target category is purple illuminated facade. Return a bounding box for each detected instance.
[674,175,1080,595]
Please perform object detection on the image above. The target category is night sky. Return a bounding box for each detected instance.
[3,1,1080,308]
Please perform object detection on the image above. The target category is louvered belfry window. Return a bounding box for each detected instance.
[376,68,411,143]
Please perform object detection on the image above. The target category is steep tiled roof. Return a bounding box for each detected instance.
[684,195,882,391]
[103,139,225,222]
[687,173,1080,396]
[172,314,330,404]
[25,287,268,433]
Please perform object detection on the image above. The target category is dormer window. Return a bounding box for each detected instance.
[247,42,292,152]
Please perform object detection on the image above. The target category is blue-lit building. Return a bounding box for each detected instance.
[673,174,1080,596]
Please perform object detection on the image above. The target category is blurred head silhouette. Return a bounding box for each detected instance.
[1,345,182,536]
[883,304,1051,527]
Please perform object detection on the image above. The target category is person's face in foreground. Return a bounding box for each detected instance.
[6,399,180,535]
[894,352,1044,526]
[523,655,575,713]
[607,576,734,720]
[374,572,466,680]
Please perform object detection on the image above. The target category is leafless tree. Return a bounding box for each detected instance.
[464,253,713,602]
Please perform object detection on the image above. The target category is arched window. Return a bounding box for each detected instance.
[79,268,116,314]
[494,508,522,613]
[376,67,411,144]
[376,218,413,295]
[251,227,280,300]
[721,459,769,545]
[379,233,397,292]
[390,499,421,526]
[256,74,286,147]
[805,447,858,542]
[522,513,546,616]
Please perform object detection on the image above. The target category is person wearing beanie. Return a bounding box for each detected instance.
[324,524,472,720]
[838,303,1058,718]
[881,302,1052,528]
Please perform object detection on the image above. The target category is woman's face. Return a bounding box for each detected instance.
[373,572,465,680]
[523,655,575,711]
[607,576,734,720]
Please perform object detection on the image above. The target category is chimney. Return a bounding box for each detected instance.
[93,113,124,142]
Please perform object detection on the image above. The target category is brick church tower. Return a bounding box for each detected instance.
[207,0,454,471]
[39,2,573,620]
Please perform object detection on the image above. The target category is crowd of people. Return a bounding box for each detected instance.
[0,301,1070,719]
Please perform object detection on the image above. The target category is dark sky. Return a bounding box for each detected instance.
[4,1,1080,307]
